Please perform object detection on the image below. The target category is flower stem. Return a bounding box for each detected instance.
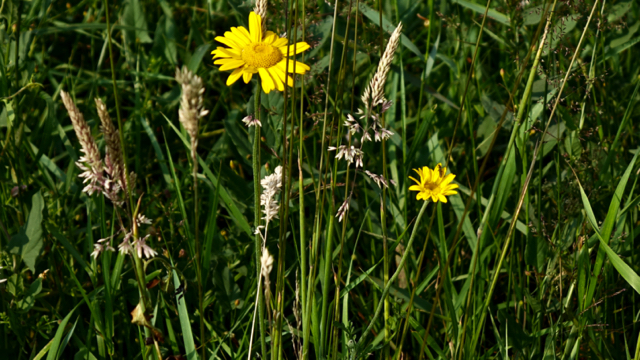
[253,88,267,360]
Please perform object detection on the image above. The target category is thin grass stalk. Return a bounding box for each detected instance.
[247,262,265,360]
[341,2,360,355]
[298,0,309,356]
[190,91,204,360]
[319,44,349,360]
[470,0,598,354]
[415,0,556,356]
[355,200,430,355]
[307,0,341,354]
[324,2,357,356]
[102,1,156,355]
[272,1,296,357]
[374,2,390,357]
[328,3,357,357]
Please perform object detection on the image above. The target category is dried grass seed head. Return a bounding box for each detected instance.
[60,90,102,172]
[254,0,268,32]
[175,66,209,153]
[260,165,283,224]
[367,22,403,107]
[94,98,125,184]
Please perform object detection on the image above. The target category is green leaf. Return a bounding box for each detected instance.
[9,190,45,272]
[358,3,425,61]
[607,0,632,22]
[16,278,42,312]
[152,15,178,65]
[523,5,544,25]
[47,305,80,360]
[188,44,211,72]
[452,0,510,25]
[123,0,152,43]
[172,269,198,360]
[598,238,640,295]
[602,148,639,243]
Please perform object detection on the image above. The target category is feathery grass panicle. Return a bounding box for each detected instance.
[259,165,283,224]
[366,22,403,107]
[60,90,102,172]
[254,0,268,33]
[60,90,104,195]
[175,66,209,163]
[95,98,125,187]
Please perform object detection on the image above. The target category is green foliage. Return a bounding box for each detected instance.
[1,0,640,359]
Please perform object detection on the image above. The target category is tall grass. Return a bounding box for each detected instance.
[2,0,640,359]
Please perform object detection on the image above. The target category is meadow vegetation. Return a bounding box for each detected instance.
[1,0,640,359]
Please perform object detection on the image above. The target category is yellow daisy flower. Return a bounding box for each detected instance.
[409,163,459,203]
[211,12,311,94]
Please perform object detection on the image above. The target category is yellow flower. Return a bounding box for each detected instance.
[409,163,459,203]
[211,12,311,94]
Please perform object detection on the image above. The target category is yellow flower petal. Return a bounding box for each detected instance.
[243,71,253,84]
[272,37,288,48]
[226,67,244,85]
[249,12,262,43]
[215,36,242,50]
[268,67,285,91]
[279,42,311,56]
[218,59,245,71]
[276,59,310,74]
[224,31,248,47]
[285,75,294,87]
[258,67,274,93]
[441,173,455,186]
[212,47,241,59]
[231,27,251,44]
[438,194,448,203]
[263,31,278,44]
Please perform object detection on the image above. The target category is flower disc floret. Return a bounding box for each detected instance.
[408,163,459,203]
[242,43,283,68]
[212,12,311,94]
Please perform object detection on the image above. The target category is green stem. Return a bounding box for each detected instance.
[253,88,267,360]
[298,0,309,356]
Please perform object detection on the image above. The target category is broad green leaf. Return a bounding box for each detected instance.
[152,15,178,65]
[122,0,152,43]
[188,44,211,72]
[16,278,42,312]
[452,0,511,25]
[609,21,640,49]
[608,0,632,22]
[524,5,544,25]
[9,190,45,272]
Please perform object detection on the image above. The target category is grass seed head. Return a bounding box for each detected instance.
[367,22,403,107]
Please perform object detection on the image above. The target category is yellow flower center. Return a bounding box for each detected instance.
[242,43,283,69]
